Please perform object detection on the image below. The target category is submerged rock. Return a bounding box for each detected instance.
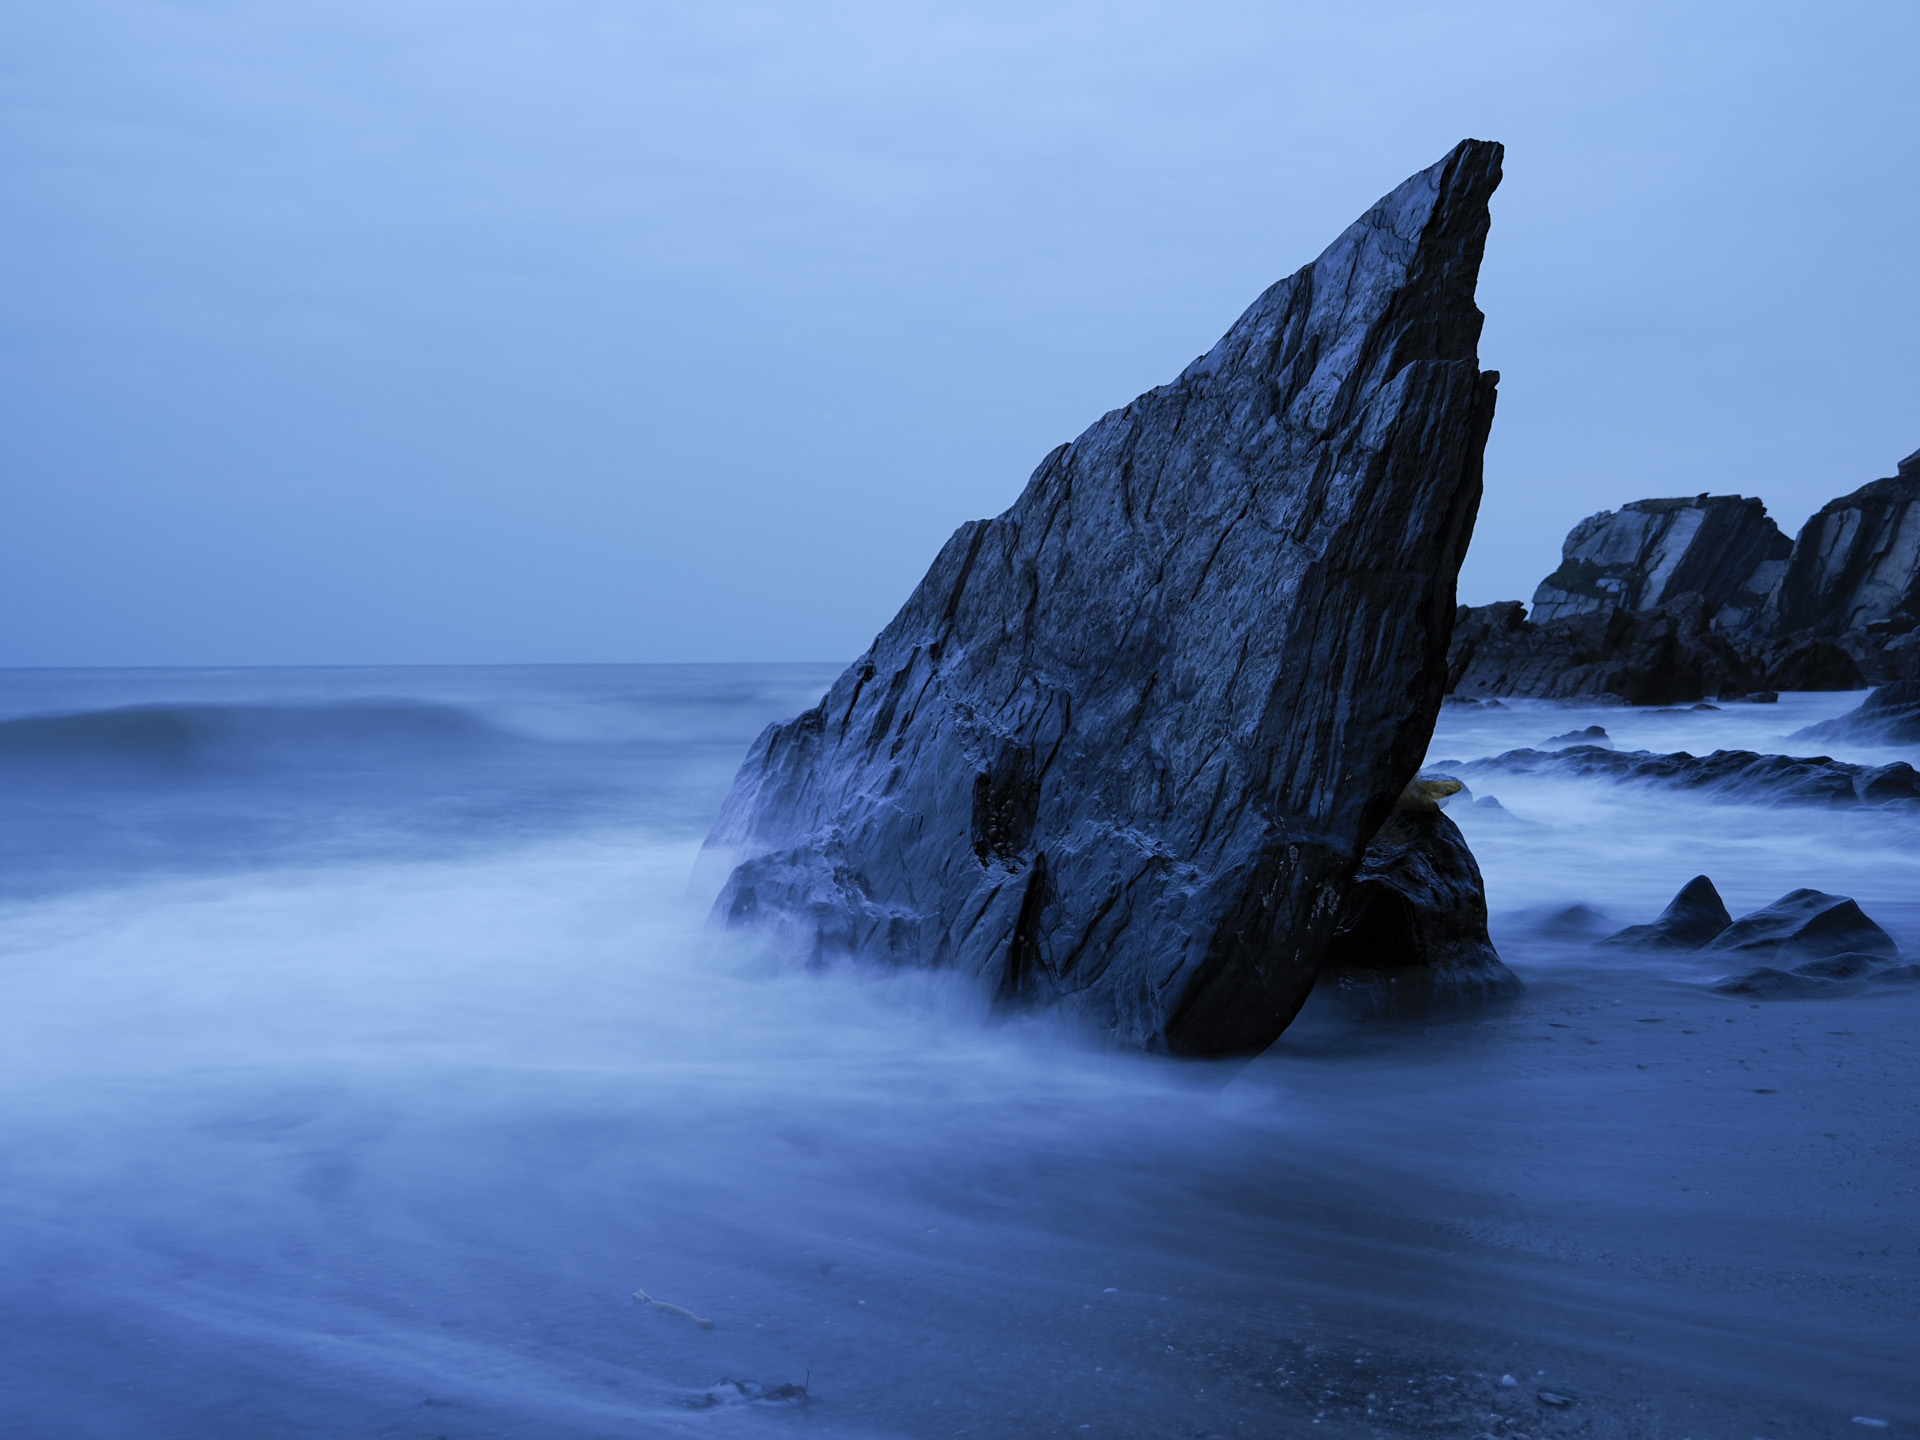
[1544,725,1611,749]
[1792,680,1920,746]
[1528,495,1790,628]
[1702,888,1899,966]
[1708,888,1903,999]
[1601,874,1733,951]
[1455,745,1920,808]
[704,141,1506,1056]
[1321,807,1519,1017]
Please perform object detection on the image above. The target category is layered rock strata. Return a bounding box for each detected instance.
[1528,496,1790,628]
[705,141,1505,1056]
[1767,450,1920,641]
[1448,447,1920,700]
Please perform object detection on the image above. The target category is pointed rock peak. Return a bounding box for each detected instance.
[1602,874,1733,952]
[1899,447,1920,478]
[1662,875,1732,932]
[704,143,1505,1057]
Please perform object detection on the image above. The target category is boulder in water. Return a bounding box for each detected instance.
[705,141,1506,1056]
[1544,725,1611,749]
[1601,874,1733,951]
[1701,888,1899,967]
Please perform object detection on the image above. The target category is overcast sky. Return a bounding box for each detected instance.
[3,0,1914,666]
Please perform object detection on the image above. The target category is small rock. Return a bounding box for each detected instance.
[1544,725,1612,749]
[1537,1391,1574,1406]
[1602,874,1733,951]
[1499,1374,1518,1387]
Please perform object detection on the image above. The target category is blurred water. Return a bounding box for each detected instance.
[0,669,1914,1438]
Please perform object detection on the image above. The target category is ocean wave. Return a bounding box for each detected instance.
[0,699,512,773]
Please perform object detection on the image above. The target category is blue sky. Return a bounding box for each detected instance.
[3,0,1914,665]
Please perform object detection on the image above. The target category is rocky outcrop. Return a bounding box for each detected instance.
[1447,594,1762,704]
[1446,447,1920,699]
[1320,804,1519,1018]
[1529,496,1790,628]
[1449,745,1920,807]
[1792,680,1920,746]
[1767,450,1920,642]
[704,141,1506,1057]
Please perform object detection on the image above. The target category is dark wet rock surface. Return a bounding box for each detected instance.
[1702,888,1899,966]
[1447,595,1761,706]
[1602,875,1732,951]
[1544,725,1610,748]
[1792,679,1920,746]
[1322,807,1520,1018]
[1451,745,1920,808]
[706,141,1506,1056]
[1599,878,1906,999]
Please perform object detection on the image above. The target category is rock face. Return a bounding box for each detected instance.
[1529,496,1790,628]
[1451,745,1920,807]
[1767,451,1920,641]
[1320,805,1519,1017]
[1601,874,1732,951]
[704,140,1505,1057]
[1792,680,1920,746]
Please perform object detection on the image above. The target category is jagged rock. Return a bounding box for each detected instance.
[1447,448,1920,698]
[1320,807,1519,1018]
[1528,495,1790,627]
[1446,593,1761,704]
[1767,450,1920,640]
[1455,745,1920,807]
[1544,725,1610,748]
[1601,874,1733,951]
[1792,679,1920,745]
[704,141,1506,1056]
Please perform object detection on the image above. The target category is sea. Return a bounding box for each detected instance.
[0,665,1914,1438]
